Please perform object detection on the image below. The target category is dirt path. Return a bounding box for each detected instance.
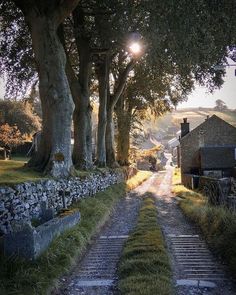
[150,153,236,295]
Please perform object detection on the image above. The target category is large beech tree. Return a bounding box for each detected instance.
[60,6,93,170]
[7,0,80,177]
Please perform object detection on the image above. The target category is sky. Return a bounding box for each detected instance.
[179,63,236,109]
[0,62,236,109]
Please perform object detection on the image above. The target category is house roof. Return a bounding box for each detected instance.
[180,114,236,142]
[168,137,180,148]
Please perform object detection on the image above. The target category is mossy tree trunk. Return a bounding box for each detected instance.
[14,0,80,177]
[30,21,74,177]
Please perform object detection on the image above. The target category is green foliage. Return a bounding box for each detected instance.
[118,195,173,295]
[145,0,236,91]
[0,1,36,97]
[1,1,235,98]
[174,185,236,277]
[214,99,228,111]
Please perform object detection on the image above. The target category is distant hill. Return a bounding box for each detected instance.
[169,108,236,129]
[139,108,236,148]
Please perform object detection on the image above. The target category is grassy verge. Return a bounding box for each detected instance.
[172,171,236,277]
[0,171,151,295]
[126,170,152,190]
[0,157,151,186]
[118,194,173,295]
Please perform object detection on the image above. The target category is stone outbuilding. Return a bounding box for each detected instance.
[179,115,236,185]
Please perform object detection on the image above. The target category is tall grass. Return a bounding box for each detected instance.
[173,182,236,277]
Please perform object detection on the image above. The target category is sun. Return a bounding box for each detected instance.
[129,42,141,55]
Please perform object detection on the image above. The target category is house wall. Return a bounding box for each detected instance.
[200,147,235,169]
[180,116,236,183]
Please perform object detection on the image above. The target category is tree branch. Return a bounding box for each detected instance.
[112,59,135,108]
[58,24,82,102]
[65,54,82,104]
[12,0,35,16]
[91,48,110,55]
[13,0,80,26]
[54,0,80,26]
[83,10,116,16]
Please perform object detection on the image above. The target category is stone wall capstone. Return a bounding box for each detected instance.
[0,170,124,235]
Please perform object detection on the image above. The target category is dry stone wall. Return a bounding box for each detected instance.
[0,170,124,235]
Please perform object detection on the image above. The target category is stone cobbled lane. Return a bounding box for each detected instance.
[152,154,236,295]
[53,175,156,295]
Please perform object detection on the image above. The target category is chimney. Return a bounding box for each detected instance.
[181,118,190,138]
[205,115,209,121]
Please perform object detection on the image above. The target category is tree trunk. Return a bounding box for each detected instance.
[27,18,74,177]
[65,59,93,170]
[95,57,109,167]
[116,110,131,166]
[106,102,117,167]
[73,100,92,169]
[71,7,93,170]
[3,148,7,160]
[105,60,135,167]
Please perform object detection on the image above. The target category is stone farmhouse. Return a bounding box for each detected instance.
[179,115,236,186]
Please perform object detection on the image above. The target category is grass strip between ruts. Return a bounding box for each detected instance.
[118,194,173,295]
[172,171,236,278]
[0,171,151,295]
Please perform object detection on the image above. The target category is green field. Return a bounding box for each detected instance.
[0,157,44,185]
